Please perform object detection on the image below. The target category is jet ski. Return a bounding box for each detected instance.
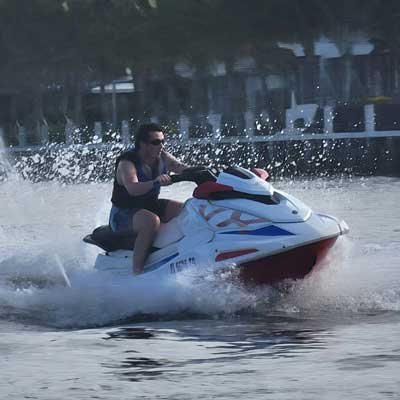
[83,166,349,285]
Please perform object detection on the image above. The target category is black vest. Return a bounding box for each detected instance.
[111,149,166,209]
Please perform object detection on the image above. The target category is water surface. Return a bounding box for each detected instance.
[0,173,399,399]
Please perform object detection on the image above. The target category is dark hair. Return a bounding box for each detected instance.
[135,123,163,148]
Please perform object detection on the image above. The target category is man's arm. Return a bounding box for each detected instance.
[162,150,189,174]
[118,160,170,196]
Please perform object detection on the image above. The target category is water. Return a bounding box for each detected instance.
[0,158,400,398]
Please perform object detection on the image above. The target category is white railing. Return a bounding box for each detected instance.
[2,103,400,153]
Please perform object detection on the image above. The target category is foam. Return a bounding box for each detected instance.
[0,154,399,328]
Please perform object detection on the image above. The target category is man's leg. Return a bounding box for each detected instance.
[132,209,160,274]
[162,200,184,222]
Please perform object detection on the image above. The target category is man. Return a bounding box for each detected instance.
[109,123,188,275]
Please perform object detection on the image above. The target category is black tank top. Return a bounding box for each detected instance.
[111,149,167,209]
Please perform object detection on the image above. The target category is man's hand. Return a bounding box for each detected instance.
[156,174,172,186]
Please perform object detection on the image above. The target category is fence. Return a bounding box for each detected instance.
[2,104,400,153]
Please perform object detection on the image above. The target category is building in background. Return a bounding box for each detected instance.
[1,37,400,147]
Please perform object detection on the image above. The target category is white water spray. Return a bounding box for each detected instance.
[0,147,399,328]
[0,133,15,181]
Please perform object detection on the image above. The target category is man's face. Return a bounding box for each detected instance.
[143,130,165,158]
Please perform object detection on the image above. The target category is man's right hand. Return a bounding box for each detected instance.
[156,174,172,186]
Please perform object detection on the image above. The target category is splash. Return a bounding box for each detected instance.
[0,135,16,181]
[0,234,399,329]
[0,265,262,328]
[274,237,400,315]
[0,151,399,328]
[1,136,393,184]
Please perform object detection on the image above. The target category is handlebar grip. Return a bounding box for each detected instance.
[169,167,216,185]
[170,174,184,184]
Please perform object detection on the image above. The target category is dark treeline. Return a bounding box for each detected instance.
[1,0,400,144]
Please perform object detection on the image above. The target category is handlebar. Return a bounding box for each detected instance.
[169,166,269,186]
[170,173,186,184]
[169,166,217,185]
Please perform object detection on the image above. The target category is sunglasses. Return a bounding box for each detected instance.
[147,138,165,146]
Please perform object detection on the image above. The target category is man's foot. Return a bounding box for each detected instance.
[133,266,144,275]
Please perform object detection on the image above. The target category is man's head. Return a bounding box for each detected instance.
[135,123,165,158]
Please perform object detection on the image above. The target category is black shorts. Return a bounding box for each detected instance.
[109,199,170,234]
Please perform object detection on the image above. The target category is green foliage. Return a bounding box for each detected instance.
[0,0,398,86]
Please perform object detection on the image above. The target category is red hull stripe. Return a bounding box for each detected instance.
[216,248,258,261]
[239,237,338,285]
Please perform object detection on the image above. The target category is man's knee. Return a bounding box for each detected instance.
[133,209,160,232]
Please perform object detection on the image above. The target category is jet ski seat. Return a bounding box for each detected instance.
[83,225,136,252]
[83,217,184,253]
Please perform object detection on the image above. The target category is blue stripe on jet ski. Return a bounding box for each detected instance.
[145,253,179,272]
[220,225,295,236]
